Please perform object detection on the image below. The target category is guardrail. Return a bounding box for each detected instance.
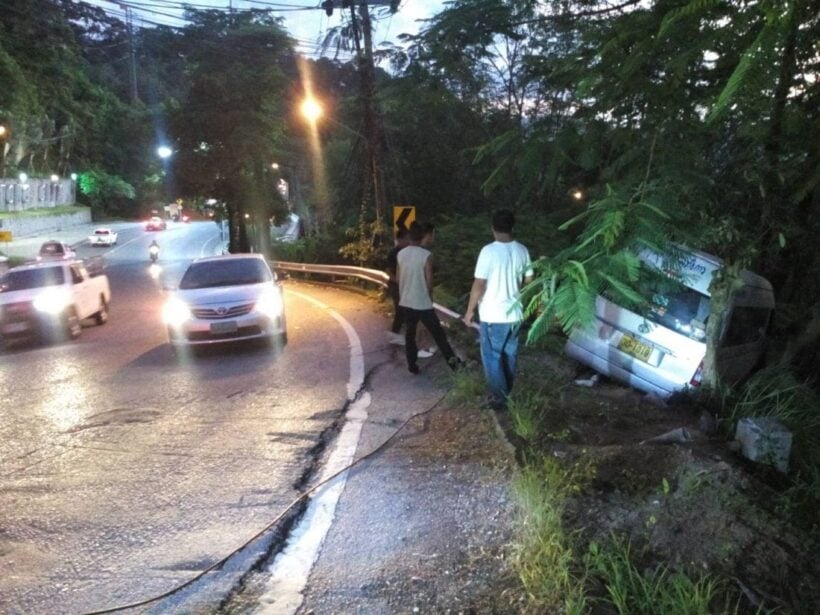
[272,260,470,328]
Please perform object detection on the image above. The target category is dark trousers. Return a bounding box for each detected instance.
[388,282,404,333]
[402,307,455,368]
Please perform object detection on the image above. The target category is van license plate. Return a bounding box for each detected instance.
[210,321,238,334]
[618,335,652,362]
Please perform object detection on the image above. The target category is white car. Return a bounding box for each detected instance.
[163,254,287,347]
[88,228,118,246]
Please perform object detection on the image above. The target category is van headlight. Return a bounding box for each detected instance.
[33,288,71,314]
[162,297,192,327]
[255,287,283,318]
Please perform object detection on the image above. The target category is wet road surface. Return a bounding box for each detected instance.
[0,222,389,614]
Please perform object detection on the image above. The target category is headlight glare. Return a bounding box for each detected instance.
[162,297,192,327]
[255,287,283,318]
[33,288,71,314]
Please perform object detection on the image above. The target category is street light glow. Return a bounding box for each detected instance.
[0,125,7,137]
[572,189,584,201]
[301,97,323,123]
[50,174,59,182]
[271,162,280,170]
[18,172,28,183]
[70,173,78,181]
[157,146,173,159]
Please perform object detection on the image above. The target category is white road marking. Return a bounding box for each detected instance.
[254,289,369,615]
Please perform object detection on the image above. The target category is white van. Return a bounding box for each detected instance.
[565,248,774,397]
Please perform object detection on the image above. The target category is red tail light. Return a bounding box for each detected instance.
[690,361,704,387]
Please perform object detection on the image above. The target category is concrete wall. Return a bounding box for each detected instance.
[0,179,76,212]
[0,208,91,238]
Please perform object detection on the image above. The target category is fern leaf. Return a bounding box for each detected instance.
[658,0,721,38]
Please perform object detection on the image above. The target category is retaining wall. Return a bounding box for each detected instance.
[0,208,91,238]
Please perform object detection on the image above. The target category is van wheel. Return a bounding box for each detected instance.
[65,307,82,339]
[95,296,109,325]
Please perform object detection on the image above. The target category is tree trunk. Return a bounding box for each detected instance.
[703,263,744,389]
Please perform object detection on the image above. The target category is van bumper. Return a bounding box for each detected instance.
[565,339,680,398]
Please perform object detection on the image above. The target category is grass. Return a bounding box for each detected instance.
[445,368,485,406]
[584,538,730,615]
[511,457,589,614]
[0,205,88,219]
[507,389,547,442]
[706,365,820,529]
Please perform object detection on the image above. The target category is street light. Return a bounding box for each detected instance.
[300,97,323,124]
[50,174,59,182]
[70,173,78,181]
[157,145,173,159]
[271,162,280,171]
[18,172,28,183]
[0,125,6,137]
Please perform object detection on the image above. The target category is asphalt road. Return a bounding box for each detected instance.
[0,222,386,614]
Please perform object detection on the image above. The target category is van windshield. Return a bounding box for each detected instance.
[646,286,710,342]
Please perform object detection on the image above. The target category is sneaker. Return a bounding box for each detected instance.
[417,349,434,359]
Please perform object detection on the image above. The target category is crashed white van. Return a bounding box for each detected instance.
[565,248,774,397]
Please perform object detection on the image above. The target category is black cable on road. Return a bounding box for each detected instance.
[79,385,450,615]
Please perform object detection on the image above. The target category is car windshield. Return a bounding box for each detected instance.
[95,230,109,235]
[0,267,66,292]
[179,259,272,289]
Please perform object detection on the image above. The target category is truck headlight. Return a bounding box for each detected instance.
[255,287,283,318]
[33,288,71,314]
[162,297,192,327]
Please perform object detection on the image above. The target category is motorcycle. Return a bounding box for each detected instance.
[149,244,160,263]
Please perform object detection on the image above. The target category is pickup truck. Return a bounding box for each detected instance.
[0,260,111,343]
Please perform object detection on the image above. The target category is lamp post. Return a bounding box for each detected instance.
[156,146,174,213]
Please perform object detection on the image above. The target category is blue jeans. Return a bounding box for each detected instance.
[479,322,520,406]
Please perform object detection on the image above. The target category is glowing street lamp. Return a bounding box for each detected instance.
[157,145,173,159]
[0,125,7,137]
[271,162,280,171]
[300,97,323,124]
[18,172,28,183]
[50,174,59,182]
[571,189,584,201]
[70,173,78,181]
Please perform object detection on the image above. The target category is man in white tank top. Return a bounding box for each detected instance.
[397,222,461,374]
[463,210,533,409]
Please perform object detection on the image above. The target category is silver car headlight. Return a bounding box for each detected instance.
[162,297,192,327]
[254,287,283,318]
[33,288,71,314]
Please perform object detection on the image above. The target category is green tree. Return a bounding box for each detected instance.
[170,9,294,254]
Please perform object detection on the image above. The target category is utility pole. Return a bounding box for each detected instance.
[118,3,139,104]
[355,2,387,229]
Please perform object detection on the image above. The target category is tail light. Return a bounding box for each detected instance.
[690,361,704,387]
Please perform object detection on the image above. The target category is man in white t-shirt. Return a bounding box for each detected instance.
[463,210,533,410]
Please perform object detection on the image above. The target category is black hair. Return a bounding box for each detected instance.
[492,209,515,234]
[408,221,425,242]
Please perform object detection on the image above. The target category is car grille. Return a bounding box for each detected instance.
[191,303,254,320]
[3,301,33,320]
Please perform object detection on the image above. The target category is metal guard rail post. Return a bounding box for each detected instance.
[272,260,472,329]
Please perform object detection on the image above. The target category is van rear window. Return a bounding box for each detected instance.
[647,287,710,341]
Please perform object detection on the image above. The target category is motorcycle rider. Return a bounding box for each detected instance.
[149,239,160,262]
